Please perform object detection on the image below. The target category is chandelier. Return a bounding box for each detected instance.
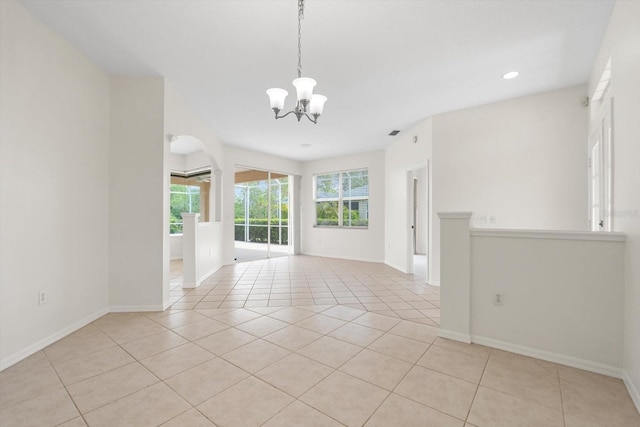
[266,0,327,124]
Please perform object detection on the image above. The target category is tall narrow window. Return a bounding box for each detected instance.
[314,169,368,227]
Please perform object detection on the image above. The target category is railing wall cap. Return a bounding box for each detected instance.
[181,213,201,219]
[438,212,473,220]
[470,228,626,242]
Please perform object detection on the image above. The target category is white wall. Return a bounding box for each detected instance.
[0,0,109,367]
[184,151,211,172]
[170,235,183,260]
[109,76,166,310]
[384,118,433,274]
[164,82,224,172]
[222,146,302,265]
[302,150,386,263]
[470,231,625,373]
[168,152,185,172]
[431,85,589,283]
[198,223,224,280]
[589,0,640,407]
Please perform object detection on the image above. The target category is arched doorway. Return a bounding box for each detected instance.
[167,135,223,292]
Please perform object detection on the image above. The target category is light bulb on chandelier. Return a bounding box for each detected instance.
[266,0,327,124]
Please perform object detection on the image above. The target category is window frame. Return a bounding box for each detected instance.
[314,168,369,229]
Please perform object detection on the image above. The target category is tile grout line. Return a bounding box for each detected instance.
[462,346,492,424]
[41,348,100,426]
[558,364,567,427]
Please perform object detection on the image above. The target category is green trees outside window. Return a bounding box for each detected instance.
[235,177,289,245]
[315,169,368,227]
[170,171,211,234]
[170,184,200,234]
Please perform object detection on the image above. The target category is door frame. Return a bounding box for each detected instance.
[406,162,430,279]
[234,165,293,259]
[588,97,614,232]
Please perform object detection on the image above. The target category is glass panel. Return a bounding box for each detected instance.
[234,184,247,222]
[316,173,339,199]
[270,177,289,246]
[247,180,268,224]
[170,171,211,234]
[316,201,339,226]
[234,224,245,241]
[343,199,369,227]
[342,169,368,199]
[170,183,201,234]
[170,222,183,234]
[234,184,247,241]
[248,224,269,243]
[186,175,209,221]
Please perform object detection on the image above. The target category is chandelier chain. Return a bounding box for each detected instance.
[297,0,304,78]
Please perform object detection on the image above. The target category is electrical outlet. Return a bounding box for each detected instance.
[493,292,503,305]
[38,291,46,305]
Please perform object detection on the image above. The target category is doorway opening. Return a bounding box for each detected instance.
[407,164,429,281]
[234,167,290,262]
[589,59,613,232]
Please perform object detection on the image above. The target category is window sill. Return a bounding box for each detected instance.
[313,225,369,230]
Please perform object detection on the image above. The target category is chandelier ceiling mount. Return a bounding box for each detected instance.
[266,0,327,124]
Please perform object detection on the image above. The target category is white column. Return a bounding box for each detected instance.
[213,170,223,222]
[182,213,200,288]
[438,212,472,343]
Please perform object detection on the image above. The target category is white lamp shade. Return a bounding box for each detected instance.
[266,88,288,110]
[309,94,327,115]
[292,77,317,102]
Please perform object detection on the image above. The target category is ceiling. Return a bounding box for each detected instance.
[22,0,614,161]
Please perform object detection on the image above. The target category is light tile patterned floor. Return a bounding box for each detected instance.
[169,256,441,326]
[1,256,639,426]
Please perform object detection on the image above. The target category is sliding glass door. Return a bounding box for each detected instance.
[234,168,289,262]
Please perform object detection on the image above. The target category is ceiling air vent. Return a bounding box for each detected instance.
[389,130,400,136]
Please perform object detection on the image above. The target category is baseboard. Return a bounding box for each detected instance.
[427,280,440,286]
[181,282,201,289]
[0,307,108,371]
[439,329,471,344]
[302,252,384,264]
[471,334,624,379]
[623,371,640,414]
[109,305,165,312]
[383,260,408,274]
[198,264,222,283]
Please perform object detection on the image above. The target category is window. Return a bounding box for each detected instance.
[315,169,368,227]
[170,171,210,234]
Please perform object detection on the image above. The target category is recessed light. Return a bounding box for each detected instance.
[301,143,311,148]
[502,71,519,80]
[389,130,400,136]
